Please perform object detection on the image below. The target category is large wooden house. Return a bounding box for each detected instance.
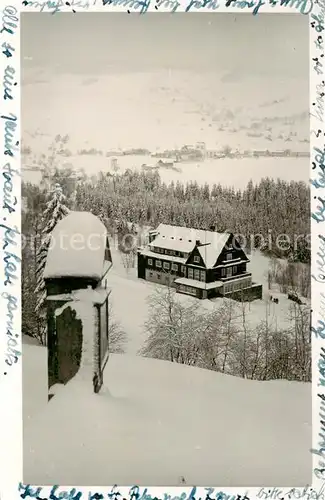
[137,224,262,300]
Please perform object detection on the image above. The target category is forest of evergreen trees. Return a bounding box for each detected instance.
[22,167,310,343]
[73,169,310,263]
[21,165,311,381]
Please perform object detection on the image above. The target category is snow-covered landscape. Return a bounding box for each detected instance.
[23,342,311,487]
[23,242,312,486]
[21,12,311,487]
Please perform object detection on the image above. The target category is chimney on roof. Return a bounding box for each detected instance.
[148,230,159,244]
[210,225,216,232]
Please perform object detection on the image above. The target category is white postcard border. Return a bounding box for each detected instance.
[0,3,323,500]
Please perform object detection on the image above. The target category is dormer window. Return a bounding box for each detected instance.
[226,253,232,261]
[194,256,200,263]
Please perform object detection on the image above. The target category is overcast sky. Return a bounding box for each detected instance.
[21,13,308,79]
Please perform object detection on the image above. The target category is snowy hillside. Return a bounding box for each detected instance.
[22,68,309,189]
[23,342,311,487]
[22,71,308,154]
[104,246,309,356]
[22,154,309,191]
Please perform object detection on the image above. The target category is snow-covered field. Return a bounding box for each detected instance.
[23,343,311,487]
[22,68,309,190]
[22,155,309,191]
[22,71,308,154]
[23,243,311,486]
[106,245,306,355]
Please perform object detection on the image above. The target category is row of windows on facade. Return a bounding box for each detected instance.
[154,277,251,295]
[147,258,238,279]
[224,278,251,293]
[152,247,234,263]
[179,284,197,296]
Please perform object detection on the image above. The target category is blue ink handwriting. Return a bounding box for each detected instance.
[2,292,21,366]
[0,5,18,35]
[312,195,325,224]
[2,162,19,214]
[0,222,20,286]
[311,82,325,122]
[3,64,16,100]
[258,483,325,499]
[185,0,219,11]
[1,113,18,157]
[103,0,151,13]
[2,41,15,58]
[312,234,325,283]
[22,0,92,12]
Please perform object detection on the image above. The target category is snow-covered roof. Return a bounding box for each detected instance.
[139,248,187,264]
[175,277,223,290]
[44,211,109,280]
[150,224,230,268]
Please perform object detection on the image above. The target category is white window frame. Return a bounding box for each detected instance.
[188,268,194,279]
[226,267,232,278]
[163,262,170,270]
[171,263,178,272]
[156,260,162,268]
[233,265,237,274]
[221,268,226,277]
[226,253,232,261]
[193,256,200,263]
[181,265,186,274]
[200,270,206,282]
[194,269,200,280]
[148,258,153,266]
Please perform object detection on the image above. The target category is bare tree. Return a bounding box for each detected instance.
[139,284,202,365]
[108,303,128,354]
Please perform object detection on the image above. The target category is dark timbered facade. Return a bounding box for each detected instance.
[137,224,262,300]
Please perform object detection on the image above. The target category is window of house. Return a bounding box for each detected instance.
[233,265,237,274]
[194,269,200,280]
[226,267,232,278]
[157,274,161,279]
[171,263,178,272]
[200,270,206,282]
[226,253,232,261]
[149,272,153,277]
[221,268,226,277]
[148,258,153,266]
[163,262,170,270]
[194,256,200,263]
[188,268,194,279]
[156,260,162,268]
[181,265,186,274]
[105,247,110,261]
